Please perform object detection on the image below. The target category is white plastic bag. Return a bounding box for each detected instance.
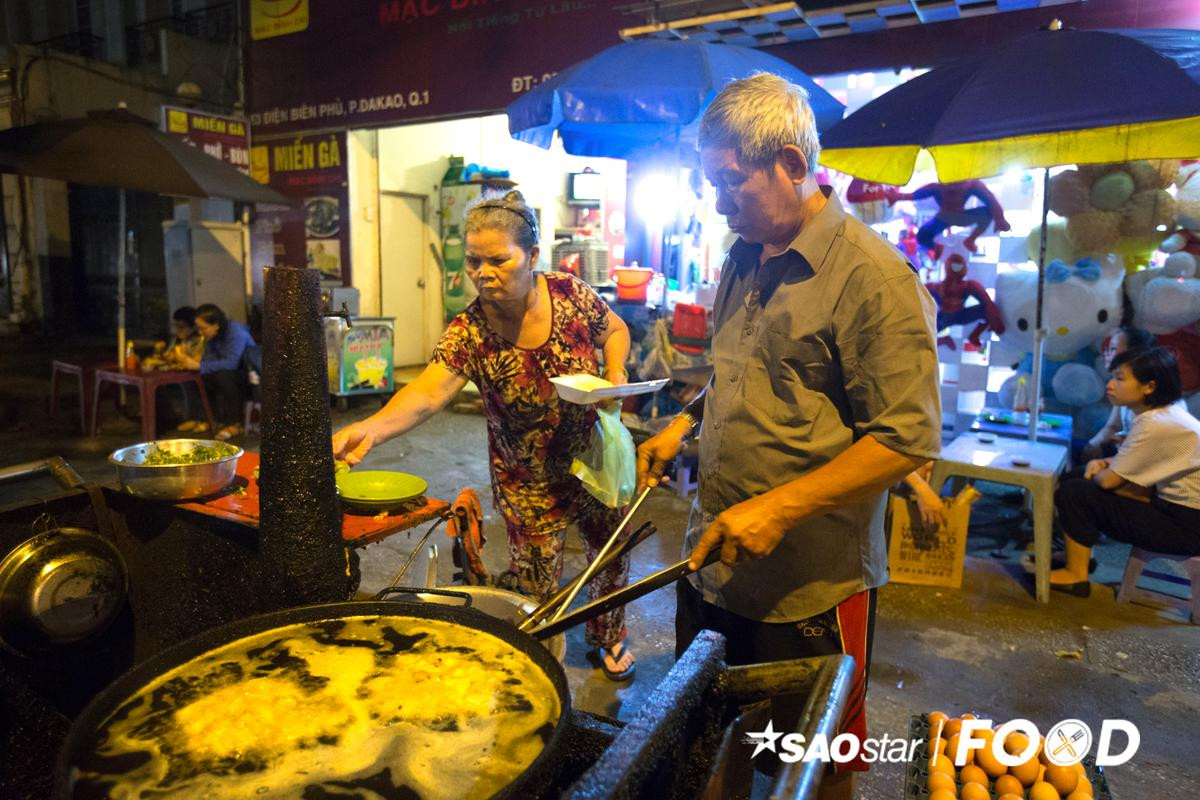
[570,404,636,508]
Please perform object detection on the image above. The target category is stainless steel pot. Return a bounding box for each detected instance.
[108,439,243,501]
[0,527,128,656]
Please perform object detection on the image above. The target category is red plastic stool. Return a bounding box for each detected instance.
[670,303,709,355]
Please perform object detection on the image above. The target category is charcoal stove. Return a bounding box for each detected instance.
[0,477,851,800]
[0,464,852,800]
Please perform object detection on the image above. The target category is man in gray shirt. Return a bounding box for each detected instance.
[637,74,940,798]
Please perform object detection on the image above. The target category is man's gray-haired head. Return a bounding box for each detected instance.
[698,73,820,172]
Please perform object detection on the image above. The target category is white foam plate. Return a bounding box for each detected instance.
[550,374,670,405]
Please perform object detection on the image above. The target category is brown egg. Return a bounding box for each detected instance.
[962,712,978,720]
[929,753,956,776]
[928,710,950,732]
[995,773,1025,796]
[961,781,990,800]
[929,790,957,800]
[1045,763,1079,795]
[1029,781,1061,800]
[975,742,1008,779]
[946,733,973,765]
[929,736,948,756]
[959,763,989,787]
[927,771,956,794]
[1011,756,1042,786]
[1073,761,1087,776]
[1074,776,1094,796]
[1068,792,1093,800]
[944,718,965,739]
[998,795,1026,800]
[1004,732,1032,756]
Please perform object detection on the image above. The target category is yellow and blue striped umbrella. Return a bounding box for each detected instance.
[819,26,1200,185]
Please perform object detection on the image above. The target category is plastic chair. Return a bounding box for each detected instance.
[1117,547,1200,623]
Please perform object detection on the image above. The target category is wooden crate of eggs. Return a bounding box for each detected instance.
[903,711,1113,800]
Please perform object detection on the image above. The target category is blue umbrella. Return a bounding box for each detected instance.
[507,40,843,159]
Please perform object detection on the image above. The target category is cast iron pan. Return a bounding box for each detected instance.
[54,600,571,800]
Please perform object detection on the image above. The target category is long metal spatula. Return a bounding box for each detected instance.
[530,548,721,641]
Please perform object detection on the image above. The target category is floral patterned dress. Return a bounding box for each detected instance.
[432,272,630,647]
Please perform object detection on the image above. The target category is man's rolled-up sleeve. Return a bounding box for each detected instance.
[837,271,942,459]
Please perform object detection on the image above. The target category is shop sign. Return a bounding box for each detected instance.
[160,106,251,174]
[246,0,625,135]
[250,0,310,40]
[249,132,350,284]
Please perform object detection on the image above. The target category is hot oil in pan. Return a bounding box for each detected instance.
[69,617,560,799]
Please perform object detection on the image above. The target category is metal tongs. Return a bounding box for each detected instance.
[528,548,720,641]
[516,482,722,641]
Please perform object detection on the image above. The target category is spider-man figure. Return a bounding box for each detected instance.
[927,250,1006,350]
[887,180,1010,254]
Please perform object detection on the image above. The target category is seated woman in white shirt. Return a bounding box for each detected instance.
[1053,346,1200,596]
[1080,325,1155,461]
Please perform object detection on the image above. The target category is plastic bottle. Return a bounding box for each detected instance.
[441,156,464,187]
[443,224,466,320]
[125,341,139,372]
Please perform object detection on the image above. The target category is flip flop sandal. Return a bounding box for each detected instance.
[215,425,242,442]
[595,642,636,682]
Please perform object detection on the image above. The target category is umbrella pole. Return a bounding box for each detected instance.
[1028,167,1051,441]
[117,189,127,377]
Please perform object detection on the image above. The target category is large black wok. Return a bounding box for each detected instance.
[54,600,572,800]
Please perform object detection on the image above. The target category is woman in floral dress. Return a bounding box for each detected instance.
[333,191,637,679]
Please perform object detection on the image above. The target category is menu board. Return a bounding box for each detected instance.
[249,132,350,284]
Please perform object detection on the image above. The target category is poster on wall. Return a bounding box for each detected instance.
[249,132,350,283]
[245,0,625,136]
[160,106,251,174]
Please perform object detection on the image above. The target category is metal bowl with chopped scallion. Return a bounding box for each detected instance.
[109,439,243,501]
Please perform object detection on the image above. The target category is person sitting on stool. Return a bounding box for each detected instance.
[183,303,255,441]
[1053,346,1200,596]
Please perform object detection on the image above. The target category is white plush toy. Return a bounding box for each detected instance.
[995,254,1124,430]
[996,253,1125,358]
[1161,162,1200,276]
[1126,259,1200,335]
[1124,255,1200,416]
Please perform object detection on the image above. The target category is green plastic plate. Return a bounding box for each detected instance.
[335,470,428,504]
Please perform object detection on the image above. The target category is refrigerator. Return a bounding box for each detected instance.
[324,316,395,410]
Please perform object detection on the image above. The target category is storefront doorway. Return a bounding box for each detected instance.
[379,190,429,366]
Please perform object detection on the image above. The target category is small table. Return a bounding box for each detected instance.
[179,451,452,546]
[90,368,217,440]
[929,432,1070,603]
[971,406,1073,448]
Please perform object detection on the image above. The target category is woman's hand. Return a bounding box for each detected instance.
[601,365,628,412]
[913,486,948,529]
[1084,458,1110,480]
[332,420,382,466]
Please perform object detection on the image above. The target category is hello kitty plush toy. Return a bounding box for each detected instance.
[994,254,1125,436]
